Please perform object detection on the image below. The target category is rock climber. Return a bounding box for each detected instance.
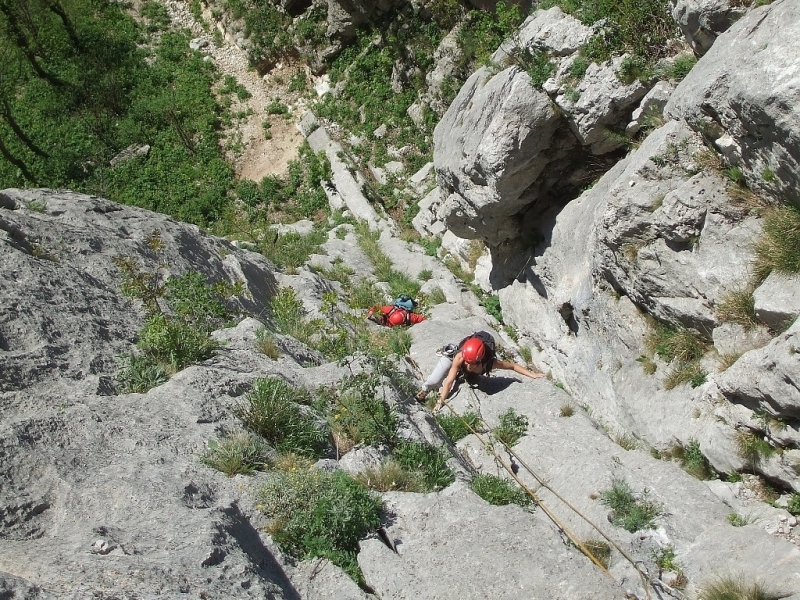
[416,331,544,412]
[366,295,426,328]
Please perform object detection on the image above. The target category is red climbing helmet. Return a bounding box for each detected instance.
[461,337,486,364]
[387,308,408,327]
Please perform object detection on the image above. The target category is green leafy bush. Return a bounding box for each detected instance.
[492,408,529,447]
[601,478,661,532]
[393,440,454,492]
[235,377,328,457]
[470,474,533,507]
[435,411,481,443]
[331,371,398,448]
[259,470,382,584]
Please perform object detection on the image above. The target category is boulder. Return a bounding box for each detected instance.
[753,272,800,331]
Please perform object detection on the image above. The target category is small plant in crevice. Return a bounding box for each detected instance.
[559,404,574,417]
[435,411,481,443]
[717,287,757,330]
[427,286,447,305]
[651,547,684,580]
[727,512,758,527]
[753,204,800,284]
[786,493,800,516]
[259,469,382,585]
[492,408,529,447]
[679,438,715,480]
[614,432,638,451]
[600,477,661,532]
[583,539,611,569]
[392,440,455,492]
[255,326,281,359]
[696,574,789,600]
[645,321,709,389]
[200,431,275,476]
[470,473,533,508]
[735,430,777,469]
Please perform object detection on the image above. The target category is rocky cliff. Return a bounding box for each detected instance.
[419,0,800,496]
[3,0,800,598]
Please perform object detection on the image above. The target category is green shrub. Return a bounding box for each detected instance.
[393,440,455,492]
[600,478,661,532]
[331,371,398,447]
[471,473,533,507]
[482,294,503,323]
[697,575,788,600]
[236,377,328,457]
[259,470,382,584]
[541,0,678,64]
[269,287,316,342]
[387,328,413,356]
[347,277,387,310]
[783,493,800,516]
[116,353,169,393]
[492,408,529,447]
[569,56,590,80]
[735,431,776,467]
[457,1,525,68]
[137,313,219,369]
[419,236,442,257]
[435,411,481,443]
[418,269,433,281]
[201,432,274,476]
[664,54,696,81]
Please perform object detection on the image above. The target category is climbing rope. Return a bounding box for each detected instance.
[424,374,671,600]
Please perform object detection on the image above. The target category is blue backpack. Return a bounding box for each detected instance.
[393,294,417,312]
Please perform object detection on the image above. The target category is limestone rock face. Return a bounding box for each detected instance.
[670,0,749,55]
[665,0,800,204]
[433,65,564,247]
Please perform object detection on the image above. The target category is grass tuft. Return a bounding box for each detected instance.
[492,408,529,447]
[470,473,533,507]
[435,411,481,443]
[601,478,661,532]
[697,575,789,600]
[200,432,274,476]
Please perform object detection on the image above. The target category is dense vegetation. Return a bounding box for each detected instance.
[0,0,234,225]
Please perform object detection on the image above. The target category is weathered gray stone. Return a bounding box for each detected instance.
[433,65,565,246]
[665,0,800,204]
[492,6,594,65]
[754,272,800,331]
[717,318,800,419]
[670,0,749,55]
[626,80,675,136]
[558,55,648,155]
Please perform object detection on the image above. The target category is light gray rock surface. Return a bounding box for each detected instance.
[670,0,749,55]
[665,0,800,203]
